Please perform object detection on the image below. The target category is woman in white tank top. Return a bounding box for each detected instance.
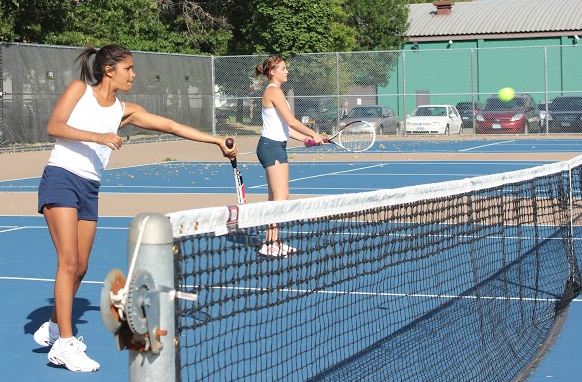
[33,44,237,372]
[254,55,323,257]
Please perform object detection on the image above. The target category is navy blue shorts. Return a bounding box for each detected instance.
[256,136,288,168]
[37,166,100,221]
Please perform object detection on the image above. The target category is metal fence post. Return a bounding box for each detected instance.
[470,48,476,134]
[543,46,549,133]
[211,55,217,136]
[127,213,175,382]
[402,50,407,129]
[0,43,3,146]
[336,52,340,127]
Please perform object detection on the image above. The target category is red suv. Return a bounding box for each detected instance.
[475,95,541,134]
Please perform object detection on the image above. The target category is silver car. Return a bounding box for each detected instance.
[338,105,400,134]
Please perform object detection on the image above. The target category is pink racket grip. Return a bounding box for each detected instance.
[304,138,317,147]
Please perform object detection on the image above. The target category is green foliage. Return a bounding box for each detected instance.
[0,6,16,42]
[345,0,409,51]
[43,0,194,53]
[0,0,412,55]
[1,0,231,54]
[236,0,357,56]
[3,0,75,42]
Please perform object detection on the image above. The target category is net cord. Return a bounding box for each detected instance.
[168,155,582,238]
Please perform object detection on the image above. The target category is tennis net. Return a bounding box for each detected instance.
[120,156,582,382]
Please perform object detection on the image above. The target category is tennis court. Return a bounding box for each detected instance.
[1,137,581,381]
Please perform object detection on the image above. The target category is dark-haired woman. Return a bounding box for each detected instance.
[254,55,323,256]
[32,45,236,372]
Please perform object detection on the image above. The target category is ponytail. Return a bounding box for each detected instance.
[75,44,132,84]
[76,47,98,84]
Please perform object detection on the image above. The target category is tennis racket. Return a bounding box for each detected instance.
[225,138,247,205]
[319,120,376,152]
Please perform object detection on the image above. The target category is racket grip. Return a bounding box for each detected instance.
[225,138,237,167]
[304,137,318,147]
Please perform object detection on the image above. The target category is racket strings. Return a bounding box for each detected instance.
[338,121,376,152]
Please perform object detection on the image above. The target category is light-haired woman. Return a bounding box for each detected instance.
[254,54,323,256]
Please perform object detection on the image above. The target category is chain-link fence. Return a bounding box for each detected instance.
[0,43,211,151]
[2,43,582,151]
[216,46,582,137]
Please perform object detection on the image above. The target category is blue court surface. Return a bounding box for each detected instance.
[0,160,566,195]
[1,139,581,381]
[287,138,582,154]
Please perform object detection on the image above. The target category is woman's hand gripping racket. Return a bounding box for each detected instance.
[225,138,247,205]
[305,120,376,152]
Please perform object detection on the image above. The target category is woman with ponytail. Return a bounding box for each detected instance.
[32,44,236,372]
[254,54,323,257]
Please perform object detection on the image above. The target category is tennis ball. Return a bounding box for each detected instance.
[498,87,516,102]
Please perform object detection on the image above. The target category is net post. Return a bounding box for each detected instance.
[127,213,175,382]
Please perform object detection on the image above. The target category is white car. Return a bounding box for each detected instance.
[405,105,463,135]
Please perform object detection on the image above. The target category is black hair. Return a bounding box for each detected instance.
[75,44,132,84]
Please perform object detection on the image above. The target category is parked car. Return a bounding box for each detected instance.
[456,101,483,128]
[546,96,582,133]
[475,94,541,134]
[404,105,463,135]
[338,105,400,135]
[538,102,550,128]
[311,109,339,134]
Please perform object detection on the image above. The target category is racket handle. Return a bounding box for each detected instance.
[304,137,326,147]
[225,138,237,167]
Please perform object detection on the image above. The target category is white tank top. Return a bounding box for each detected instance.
[47,83,124,181]
[261,84,289,142]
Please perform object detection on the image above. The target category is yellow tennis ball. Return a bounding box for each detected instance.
[498,87,516,102]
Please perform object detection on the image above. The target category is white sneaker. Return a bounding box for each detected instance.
[33,321,87,351]
[258,242,297,257]
[48,337,100,372]
[33,321,59,347]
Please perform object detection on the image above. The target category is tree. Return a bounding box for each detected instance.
[231,0,357,56]
[0,0,233,54]
[155,0,233,54]
[0,5,16,42]
[44,0,200,53]
[1,0,75,43]
[345,0,410,51]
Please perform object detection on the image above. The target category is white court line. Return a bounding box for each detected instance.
[0,227,26,233]
[458,140,516,152]
[185,284,582,303]
[0,225,128,232]
[333,173,479,177]
[249,163,388,189]
[100,186,235,190]
[0,185,237,190]
[0,276,102,284]
[1,276,580,303]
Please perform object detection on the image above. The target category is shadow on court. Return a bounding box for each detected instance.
[25,297,100,353]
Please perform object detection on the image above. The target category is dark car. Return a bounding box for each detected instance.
[538,102,550,127]
[338,105,400,134]
[475,94,541,134]
[311,109,340,134]
[546,96,582,133]
[456,101,483,128]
